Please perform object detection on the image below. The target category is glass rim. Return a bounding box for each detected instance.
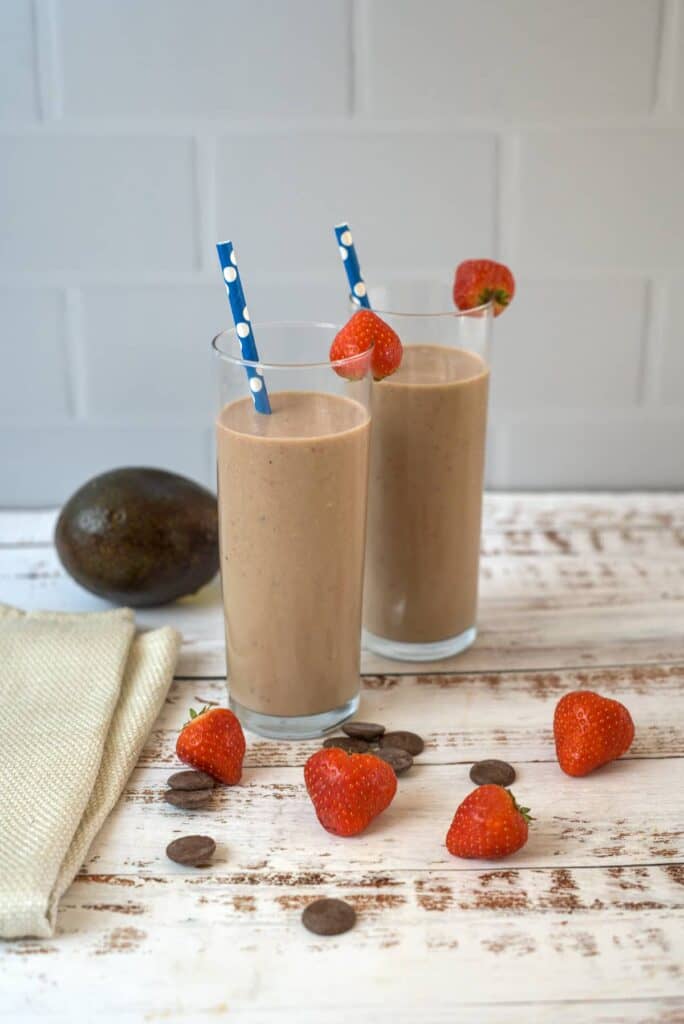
[351,295,494,319]
[211,320,373,371]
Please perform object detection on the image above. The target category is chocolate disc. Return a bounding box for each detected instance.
[380,731,424,756]
[469,759,516,787]
[302,898,356,936]
[374,747,413,775]
[166,835,216,866]
[342,722,386,742]
[168,770,216,791]
[164,788,213,809]
[322,736,369,754]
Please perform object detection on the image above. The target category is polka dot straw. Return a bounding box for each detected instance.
[216,240,271,414]
[334,223,371,309]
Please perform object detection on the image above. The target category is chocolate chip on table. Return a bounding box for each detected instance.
[166,834,216,867]
[342,721,386,742]
[322,736,369,754]
[164,788,213,809]
[380,731,424,756]
[469,759,516,787]
[167,769,216,791]
[374,746,413,775]
[302,898,356,936]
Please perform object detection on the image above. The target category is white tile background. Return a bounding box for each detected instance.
[1,0,683,503]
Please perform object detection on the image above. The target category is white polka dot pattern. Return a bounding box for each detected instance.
[216,240,271,414]
[334,222,371,311]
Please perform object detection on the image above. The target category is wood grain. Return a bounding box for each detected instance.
[2,867,682,1016]
[483,493,684,531]
[75,757,683,877]
[3,545,684,677]
[3,493,683,546]
[142,664,684,768]
[1,497,683,1022]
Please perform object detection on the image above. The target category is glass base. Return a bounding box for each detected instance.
[362,626,477,663]
[229,692,360,740]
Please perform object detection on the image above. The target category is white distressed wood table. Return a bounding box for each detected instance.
[1,494,683,1024]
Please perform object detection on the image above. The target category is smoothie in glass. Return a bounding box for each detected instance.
[364,344,488,651]
[359,289,492,661]
[212,322,372,738]
[217,391,370,720]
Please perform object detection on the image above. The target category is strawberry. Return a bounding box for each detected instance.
[453,259,515,317]
[553,690,634,777]
[329,309,403,381]
[176,706,246,785]
[446,785,531,859]
[304,747,397,837]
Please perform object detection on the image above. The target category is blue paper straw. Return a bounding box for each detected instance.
[334,223,371,309]
[216,240,271,415]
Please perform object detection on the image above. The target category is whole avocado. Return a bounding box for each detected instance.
[55,467,219,607]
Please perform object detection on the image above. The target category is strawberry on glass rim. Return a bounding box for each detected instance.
[329,309,403,381]
[453,259,515,317]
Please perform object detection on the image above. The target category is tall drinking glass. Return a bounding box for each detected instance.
[212,322,373,739]
[359,283,493,662]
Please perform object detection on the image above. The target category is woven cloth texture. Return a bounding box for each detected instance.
[0,604,180,939]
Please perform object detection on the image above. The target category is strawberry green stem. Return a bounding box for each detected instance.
[184,705,211,728]
[508,790,534,823]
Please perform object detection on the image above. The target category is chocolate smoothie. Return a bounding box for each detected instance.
[364,344,489,646]
[216,391,370,719]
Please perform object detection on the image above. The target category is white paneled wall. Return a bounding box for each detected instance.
[1,0,683,504]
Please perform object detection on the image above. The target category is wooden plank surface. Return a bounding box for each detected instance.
[2,545,684,677]
[72,757,682,876]
[3,492,684,545]
[142,665,684,769]
[1,495,683,1022]
[3,867,682,1016]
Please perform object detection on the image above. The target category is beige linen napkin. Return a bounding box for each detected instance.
[0,604,181,939]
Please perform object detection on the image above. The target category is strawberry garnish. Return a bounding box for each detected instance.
[330,309,403,381]
[446,785,531,859]
[176,706,246,785]
[553,690,635,777]
[453,259,515,317]
[304,747,397,837]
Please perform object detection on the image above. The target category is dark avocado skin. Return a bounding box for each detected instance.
[55,467,219,607]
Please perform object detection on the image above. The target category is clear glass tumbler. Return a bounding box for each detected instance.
[212,322,373,739]
[359,282,493,662]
